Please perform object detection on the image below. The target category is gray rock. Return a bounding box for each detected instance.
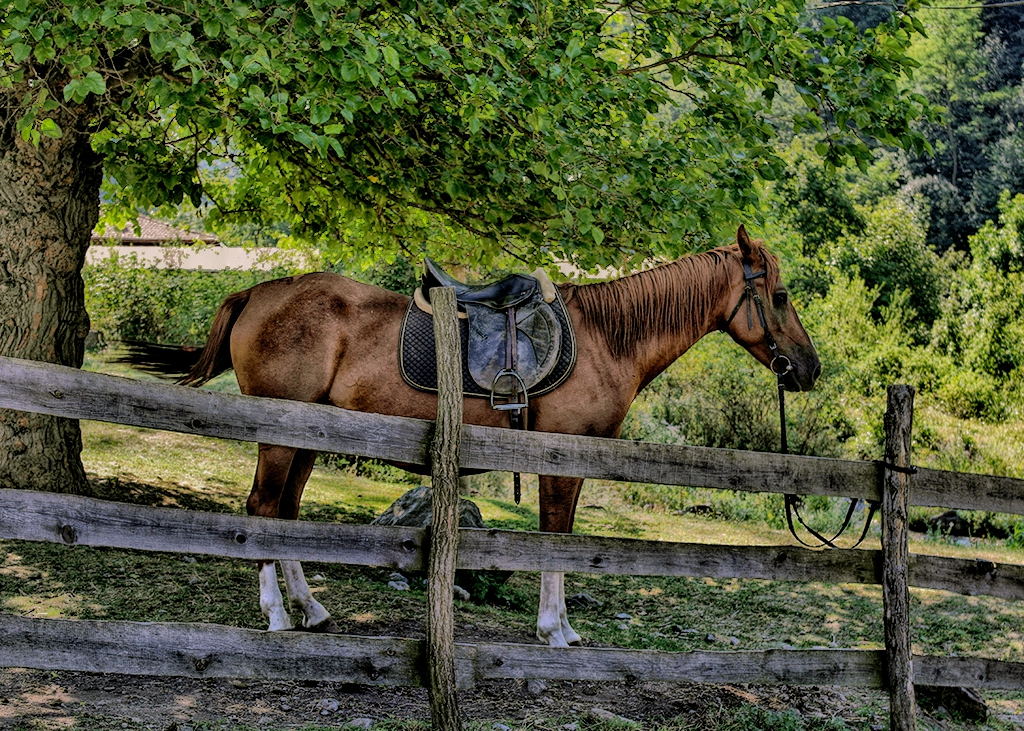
[347,718,374,729]
[705,633,716,643]
[389,572,407,583]
[318,699,340,713]
[927,510,972,537]
[615,613,632,620]
[371,486,486,528]
[387,580,410,591]
[729,636,740,646]
[373,486,510,602]
[453,585,470,601]
[567,593,603,609]
[526,679,548,695]
[492,724,511,731]
[588,708,638,725]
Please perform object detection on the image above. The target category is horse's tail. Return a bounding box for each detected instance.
[179,289,252,387]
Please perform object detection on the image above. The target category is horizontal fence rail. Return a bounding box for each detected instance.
[2,356,1024,515]
[3,614,1023,692]
[2,489,1021,600]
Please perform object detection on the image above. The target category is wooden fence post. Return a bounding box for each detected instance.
[427,286,463,731]
[882,384,917,731]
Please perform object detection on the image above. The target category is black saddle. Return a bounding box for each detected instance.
[422,259,540,310]
[400,260,576,401]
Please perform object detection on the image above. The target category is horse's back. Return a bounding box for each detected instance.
[230,273,409,402]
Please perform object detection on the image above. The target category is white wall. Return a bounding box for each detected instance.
[85,246,321,272]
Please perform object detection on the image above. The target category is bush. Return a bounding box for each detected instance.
[935,370,1008,422]
[84,251,305,344]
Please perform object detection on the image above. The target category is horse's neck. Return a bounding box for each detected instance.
[629,254,733,385]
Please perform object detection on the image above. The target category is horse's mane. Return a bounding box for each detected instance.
[567,244,780,359]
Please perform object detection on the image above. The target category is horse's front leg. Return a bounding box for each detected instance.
[538,572,582,647]
[537,475,585,647]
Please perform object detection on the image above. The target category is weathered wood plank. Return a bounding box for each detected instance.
[912,467,1024,515]
[881,385,917,731]
[426,287,463,731]
[457,529,1024,601]
[3,489,1021,600]
[0,488,424,570]
[473,644,888,686]
[0,355,432,466]
[915,655,1024,690]
[0,613,438,685]
[2,356,1024,515]
[3,613,1022,692]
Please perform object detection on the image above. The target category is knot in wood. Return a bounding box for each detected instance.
[50,389,63,400]
[493,657,504,667]
[401,539,418,552]
[190,418,205,429]
[974,559,996,576]
[193,657,211,672]
[590,555,605,568]
[59,524,77,545]
[233,531,247,545]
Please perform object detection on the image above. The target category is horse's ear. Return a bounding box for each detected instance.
[737,225,758,259]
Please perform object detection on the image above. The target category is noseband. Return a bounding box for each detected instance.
[725,255,876,550]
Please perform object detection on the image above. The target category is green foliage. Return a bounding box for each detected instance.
[935,370,1008,423]
[1,0,939,270]
[933,194,1024,383]
[83,252,301,344]
[778,153,865,261]
[903,6,1024,252]
[830,196,943,336]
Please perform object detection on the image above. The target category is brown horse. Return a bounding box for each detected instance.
[181,226,819,647]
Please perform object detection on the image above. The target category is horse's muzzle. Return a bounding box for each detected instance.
[784,357,821,392]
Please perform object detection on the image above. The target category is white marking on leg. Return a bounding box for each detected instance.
[258,561,293,631]
[557,573,582,645]
[280,560,331,628]
[537,572,569,647]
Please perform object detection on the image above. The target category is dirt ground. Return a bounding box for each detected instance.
[0,665,892,731]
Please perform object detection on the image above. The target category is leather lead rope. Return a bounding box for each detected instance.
[732,258,880,550]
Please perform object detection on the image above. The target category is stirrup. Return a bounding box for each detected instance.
[490,369,529,411]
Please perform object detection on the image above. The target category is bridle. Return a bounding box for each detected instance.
[725,254,877,550]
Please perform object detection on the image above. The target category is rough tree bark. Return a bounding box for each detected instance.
[0,104,101,493]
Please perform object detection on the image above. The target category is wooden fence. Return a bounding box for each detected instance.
[2,289,1024,730]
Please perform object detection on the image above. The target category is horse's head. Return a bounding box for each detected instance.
[720,226,821,392]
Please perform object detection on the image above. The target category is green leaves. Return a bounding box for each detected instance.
[62,71,106,103]
[1,0,937,270]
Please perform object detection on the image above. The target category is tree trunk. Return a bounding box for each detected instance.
[0,110,101,493]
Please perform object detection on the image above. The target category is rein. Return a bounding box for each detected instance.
[726,258,878,550]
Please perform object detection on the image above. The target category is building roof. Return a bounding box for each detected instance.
[91,215,218,246]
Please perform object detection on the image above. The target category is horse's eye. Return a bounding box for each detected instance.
[773,291,788,308]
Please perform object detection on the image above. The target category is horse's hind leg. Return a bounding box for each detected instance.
[248,445,335,631]
[273,448,337,631]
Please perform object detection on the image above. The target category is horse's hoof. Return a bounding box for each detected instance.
[538,630,571,648]
[302,617,341,634]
